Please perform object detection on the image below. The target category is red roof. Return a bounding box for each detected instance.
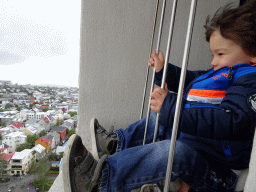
[37,137,50,144]
[0,148,7,152]
[11,122,23,128]
[26,97,35,100]
[43,117,50,124]
[1,152,15,163]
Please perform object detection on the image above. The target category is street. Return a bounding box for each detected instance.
[0,174,57,192]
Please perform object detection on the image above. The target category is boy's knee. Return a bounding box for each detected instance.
[172,141,201,174]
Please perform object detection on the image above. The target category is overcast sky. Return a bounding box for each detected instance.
[0,0,81,87]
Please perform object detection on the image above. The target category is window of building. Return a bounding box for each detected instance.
[11,165,22,169]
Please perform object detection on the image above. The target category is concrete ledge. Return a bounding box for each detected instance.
[49,170,64,192]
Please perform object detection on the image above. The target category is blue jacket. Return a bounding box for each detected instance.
[155,63,256,169]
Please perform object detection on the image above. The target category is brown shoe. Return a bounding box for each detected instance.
[90,118,117,160]
[63,134,108,192]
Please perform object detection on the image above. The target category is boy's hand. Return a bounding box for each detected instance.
[150,83,168,113]
[148,50,165,72]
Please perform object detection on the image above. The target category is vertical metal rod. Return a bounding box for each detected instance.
[164,0,197,191]
[140,0,159,120]
[153,0,178,143]
[143,0,167,145]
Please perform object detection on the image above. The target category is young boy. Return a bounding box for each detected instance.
[63,0,256,191]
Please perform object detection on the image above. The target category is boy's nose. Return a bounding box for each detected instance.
[211,57,217,67]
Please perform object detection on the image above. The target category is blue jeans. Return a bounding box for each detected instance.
[99,113,238,192]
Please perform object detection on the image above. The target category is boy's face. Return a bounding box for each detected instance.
[209,30,256,71]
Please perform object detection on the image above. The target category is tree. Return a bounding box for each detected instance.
[67,129,76,137]
[27,135,39,147]
[48,152,58,161]
[16,107,21,111]
[1,122,6,127]
[36,157,48,190]
[5,103,13,109]
[0,134,2,140]
[0,154,7,176]
[16,143,32,152]
[48,152,63,161]
[28,158,37,175]
[42,108,49,112]
[38,130,46,137]
[68,111,77,117]
[54,120,61,127]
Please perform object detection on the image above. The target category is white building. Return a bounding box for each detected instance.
[63,119,75,130]
[1,101,10,108]
[23,126,39,135]
[35,112,46,120]
[20,109,34,119]
[10,149,36,175]
[0,143,9,154]
[53,114,64,124]
[0,80,11,86]
[32,144,45,161]
[2,132,27,152]
[22,110,46,121]
[33,91,42,100]
[0,127,11,139]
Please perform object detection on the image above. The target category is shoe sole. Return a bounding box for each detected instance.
[90,118,100,160]
[62,134,78,192]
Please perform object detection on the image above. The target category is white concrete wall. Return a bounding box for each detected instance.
[78,0,238,148]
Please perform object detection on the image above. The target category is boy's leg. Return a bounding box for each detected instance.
[90,118,117,160]
[90,112,172,157]
[63,134,238,192]
[99,140,238,192]
[62,134,108,192]
[115,112,173,152]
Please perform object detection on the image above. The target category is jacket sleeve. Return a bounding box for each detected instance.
[155,63,207,92]
[159,72,256,141]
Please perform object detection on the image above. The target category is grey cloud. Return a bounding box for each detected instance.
[0,16,68,65]
[0,50,26,65]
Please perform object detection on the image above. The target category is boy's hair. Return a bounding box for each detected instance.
[204,0,256,57]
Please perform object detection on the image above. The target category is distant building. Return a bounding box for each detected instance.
[35,137,51,153]
[32,144,45,161]
[10,149,36,175]
[0,143,9,154]
[0,80,11,86]
[21,126,38,136]
[45,135,56,149]
[2,132,27,152]
[10,122,24,131]
[51,126,67,141]
[0,127,11,139]
[1,152,15,175]
[38,116,51,132]
[48,131,60,146]
[63,119,75,130]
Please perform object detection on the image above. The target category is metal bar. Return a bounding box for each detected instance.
[140,0,159,120]
[163,0,197,191]
[153,0,178,143]
[143,0,167,145]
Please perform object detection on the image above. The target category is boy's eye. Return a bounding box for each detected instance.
[218,53,224,56]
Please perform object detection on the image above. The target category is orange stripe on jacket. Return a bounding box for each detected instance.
[188,89,226,98]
